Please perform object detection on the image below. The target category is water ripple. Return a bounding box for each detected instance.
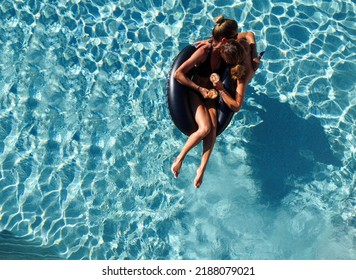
[0,0,355,259]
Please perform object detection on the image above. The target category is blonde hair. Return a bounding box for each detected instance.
[212,15,238,41]
[220,39,246,80]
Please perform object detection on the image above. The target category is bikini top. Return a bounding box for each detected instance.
[194,50,227,78]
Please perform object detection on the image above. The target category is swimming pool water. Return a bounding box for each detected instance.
[0,0,355,259]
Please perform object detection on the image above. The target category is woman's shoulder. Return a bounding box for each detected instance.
[237,39,250,52]
[192,44,210,63]
[196,44,211,54]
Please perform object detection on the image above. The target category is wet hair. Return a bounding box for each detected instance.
[212,15,238,41]
[220,39,246,80]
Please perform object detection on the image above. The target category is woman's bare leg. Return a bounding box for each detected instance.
[194,102,217,188]
[171,93,211,178]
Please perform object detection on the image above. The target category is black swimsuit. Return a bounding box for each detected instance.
[194,50,227,78]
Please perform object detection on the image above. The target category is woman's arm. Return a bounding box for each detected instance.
[238,32,260,71]
[174,46,210,98]
[213,80,248,112]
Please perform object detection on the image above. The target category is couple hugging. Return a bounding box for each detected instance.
[171,15,263,188]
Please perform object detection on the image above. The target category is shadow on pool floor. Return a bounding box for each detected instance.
[243,93,341,206]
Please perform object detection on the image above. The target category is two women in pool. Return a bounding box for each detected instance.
[171,16,261,188]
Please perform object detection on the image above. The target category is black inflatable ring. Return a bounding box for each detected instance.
[167,45,236,136]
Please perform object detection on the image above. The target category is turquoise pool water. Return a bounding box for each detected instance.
[0,0,355,260]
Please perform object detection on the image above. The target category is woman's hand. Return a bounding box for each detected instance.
[194,39,211,49]
[197,86,210,99]
[252,51,264,71]
[212,80,224,91]
[252,57,260,71]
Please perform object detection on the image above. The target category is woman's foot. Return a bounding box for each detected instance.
[171,157,182,178]
[194,167,204,188]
